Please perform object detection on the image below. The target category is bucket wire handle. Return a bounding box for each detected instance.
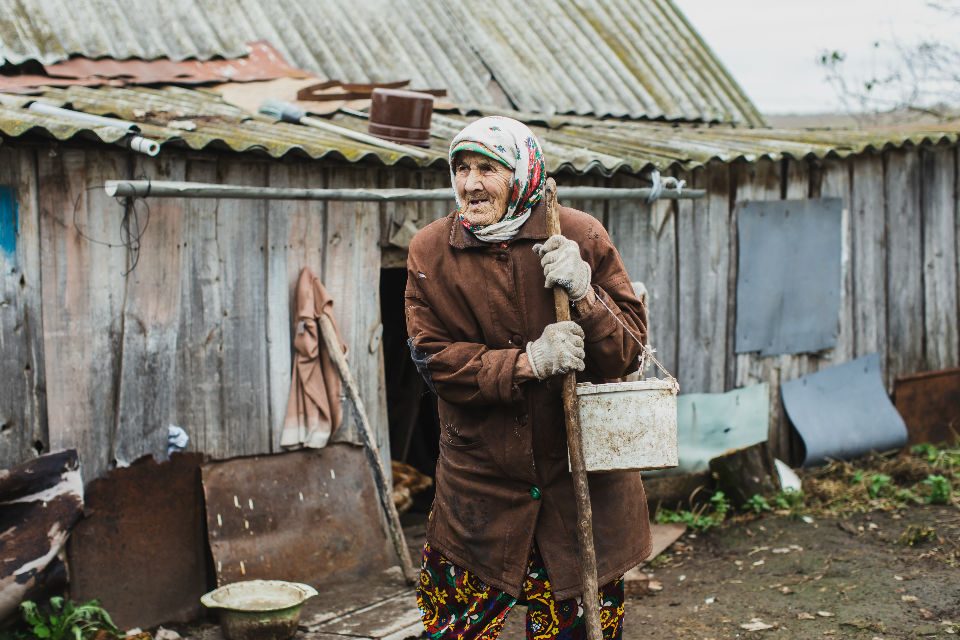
[593,292,679,393]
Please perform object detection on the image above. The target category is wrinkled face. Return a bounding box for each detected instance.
[453,151,514,227]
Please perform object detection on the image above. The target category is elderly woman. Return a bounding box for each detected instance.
[405,116,651,639]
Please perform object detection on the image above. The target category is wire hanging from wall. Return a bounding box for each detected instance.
[71,177,151,276]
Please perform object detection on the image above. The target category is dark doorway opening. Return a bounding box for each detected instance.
[380,267,440,514]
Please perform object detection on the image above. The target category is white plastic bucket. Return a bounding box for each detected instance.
[575,379,679,472]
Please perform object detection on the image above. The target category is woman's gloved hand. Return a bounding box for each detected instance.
[526,321,586,379]
[533,234,591,301]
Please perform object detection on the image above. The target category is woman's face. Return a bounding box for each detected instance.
[453,151,514,227]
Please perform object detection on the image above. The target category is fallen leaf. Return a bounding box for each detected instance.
[797,612,816,620]
[817,611,835,617]
[780,586,794,595]
[740,618,774,631]
[902,595,919,603]
[753,559,765,566]
[648,580,663,592]
[705,596,716,604]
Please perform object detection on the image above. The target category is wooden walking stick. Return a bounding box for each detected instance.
[544,177,604,640]
[317,313,418,585]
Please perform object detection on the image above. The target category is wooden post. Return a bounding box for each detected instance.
[544,178,603,640]
[318,314,417,585]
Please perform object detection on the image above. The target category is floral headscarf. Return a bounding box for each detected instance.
[449,116,546,243]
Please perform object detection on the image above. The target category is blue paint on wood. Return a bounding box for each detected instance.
[0,186,18,259]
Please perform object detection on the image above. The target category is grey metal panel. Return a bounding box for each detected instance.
[0,0,764,124]
[781,353,908,466]
[735,198,843,356]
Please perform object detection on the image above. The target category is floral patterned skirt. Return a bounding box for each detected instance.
[416,542,625,640]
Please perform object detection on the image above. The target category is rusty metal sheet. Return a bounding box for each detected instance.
[201,445,395,588]
[0,41,308,92]
[67,453,208,630]
[0,450,83,621]
[895,367,960,445]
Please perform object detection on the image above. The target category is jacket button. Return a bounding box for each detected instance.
[511,334,523,345]
[496,253,508,261]
[530,485,541,500]
[517,413,528,425]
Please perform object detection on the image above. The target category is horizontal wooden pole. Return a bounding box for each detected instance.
[104,180,705,202]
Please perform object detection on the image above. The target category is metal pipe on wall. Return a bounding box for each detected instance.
[104,180,705,201]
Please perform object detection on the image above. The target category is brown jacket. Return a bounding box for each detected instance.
[404,201,652,600]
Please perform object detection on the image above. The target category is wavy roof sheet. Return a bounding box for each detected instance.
[0,0,763,125]
[1,86,957,176]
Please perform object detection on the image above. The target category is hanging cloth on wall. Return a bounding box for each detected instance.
[281,267,347,449]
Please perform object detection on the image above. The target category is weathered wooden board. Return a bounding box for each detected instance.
[608,173,678,376]
[885,149,925,383]
[850,153,888,366]
[265,163,328,452]
[216,161,271,456]
[0,146,47,470]
[677,164,730,393]
[174,159,226,457]
[816,158,854,364]
[731,160,785,458]
[39,149,129,480]
[920,145,959,371]
[324,166,390,472]
[113,155,186,466]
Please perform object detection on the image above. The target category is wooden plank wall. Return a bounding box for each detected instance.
[0,144,390,480]
[0,147,46,470]
[1,140,958,475]
[605,147,960,463]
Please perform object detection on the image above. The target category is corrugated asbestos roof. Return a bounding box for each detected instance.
[0,0,764,125]
[1,86,958,175]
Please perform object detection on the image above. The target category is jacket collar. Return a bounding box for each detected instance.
[448,200,550,249]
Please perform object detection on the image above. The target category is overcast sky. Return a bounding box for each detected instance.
[673,0,957,114]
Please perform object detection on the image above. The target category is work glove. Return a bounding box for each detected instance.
[533,235,592,301]
[526,321,586,380]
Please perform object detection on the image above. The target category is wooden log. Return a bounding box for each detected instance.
[317,314,416,585]
[545,178,603,640]
[708,442,780,507]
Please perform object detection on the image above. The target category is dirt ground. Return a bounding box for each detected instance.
[495,504,959,639]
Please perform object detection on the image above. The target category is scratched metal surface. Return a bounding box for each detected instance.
[201,444,395,587]
[67,453,208,629]
[576,380,679,472]
[894,367,960,446]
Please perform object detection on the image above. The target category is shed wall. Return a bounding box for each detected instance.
[1,141,957,476]
[0,144,390,480]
